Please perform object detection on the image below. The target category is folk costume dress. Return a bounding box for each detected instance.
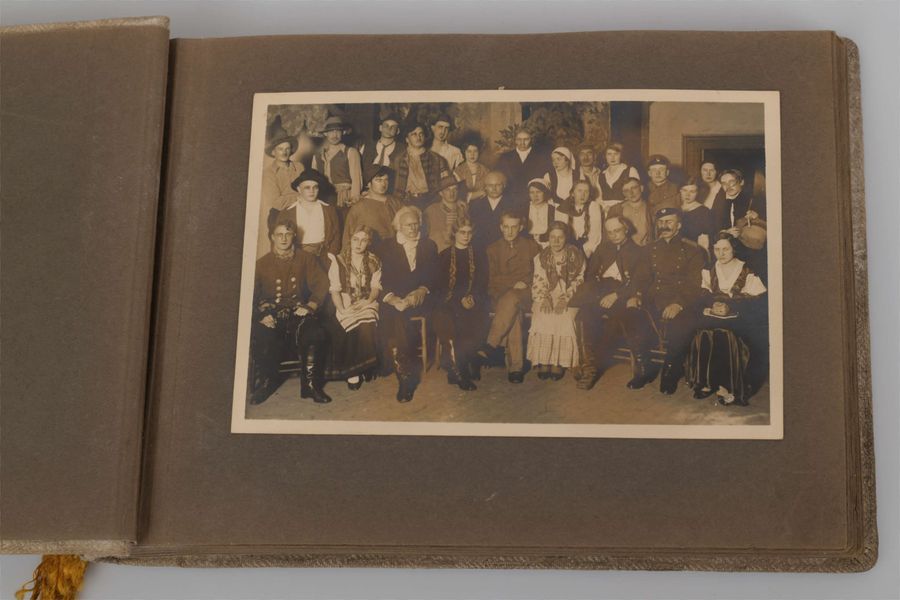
[324,250,382,380]
[526,245,586,369]
[687,258,767,405]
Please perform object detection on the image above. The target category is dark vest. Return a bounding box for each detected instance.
[598,164,633,201]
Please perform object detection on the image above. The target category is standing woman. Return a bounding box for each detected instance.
[598,142,641,209]
[554,180,603,257]
[313,116,363,212]
[433,217,489,391]
[526,178,556,247]
[678,177,715,256]
[453,137,490,203]
[543,147,576,205]
[527,222,586,380]
[325,225,382,390]
[687,232,768,406]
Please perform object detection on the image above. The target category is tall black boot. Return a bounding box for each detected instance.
[302,345,332,404]
[576,321,601,391]
[393,348,414,403]
[447,340,476,391]
[626,352,656,389]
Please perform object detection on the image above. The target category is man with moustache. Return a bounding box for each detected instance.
[570,215,651,390]
[625,207,705,394]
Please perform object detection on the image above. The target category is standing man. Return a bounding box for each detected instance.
[277,172,342,264]
[624,207,705,394]
[646,155,680,223]
[429,113,464,171]
[424,175,469,253]
[392,120,450,208]
[260,116,304,258]
[468,171,519,251]
[610,177,652,247]
[575,144,602,199]
[478,212,541,383]
[376,206,440,402]
[571,216,651,390]
[360,112,406,173]
[494,126,552,202]
[341,166,403,251]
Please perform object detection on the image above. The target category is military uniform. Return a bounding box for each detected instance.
[625,231,706,392]
[249,249,330,405]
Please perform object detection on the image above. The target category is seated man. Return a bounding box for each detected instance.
[477,212,541,383]
[570,216,650,390]
[375,206,439,402]
[249,218,332,405]
[624,207,706,394]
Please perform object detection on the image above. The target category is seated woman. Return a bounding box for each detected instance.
[678,176,715,257]
[526,178,556,248]
[432,217,489,391]
[527,222,586,381]
[453,136,490,203]
[687,232,768,405]
[543,147,576,204]
[325,225,382,390]
[249,218,332,405]
[554,180,603,257]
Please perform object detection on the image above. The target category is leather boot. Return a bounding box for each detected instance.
[626,353,656,389]
[447,340,476,391]
[301,345,332,404]
[393,348,414,403]
[659,359,683,395]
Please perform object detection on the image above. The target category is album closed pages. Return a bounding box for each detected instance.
[0,17,876,572]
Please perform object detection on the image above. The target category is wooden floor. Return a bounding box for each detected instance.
[246,362,770,427]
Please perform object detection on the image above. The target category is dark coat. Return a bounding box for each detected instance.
[486,235,541,301]
[375,237,440,302]
[391,149,449,204]
[253,250,330,317]
[494,145,552,200]
[468,195,523,251]
[571,237,650,308]
[645,235,706,312]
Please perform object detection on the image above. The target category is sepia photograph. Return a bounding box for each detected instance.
[231,89,782,438]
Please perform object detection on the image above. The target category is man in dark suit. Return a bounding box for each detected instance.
[624,207,706,394]
[570,215,651,390]
[494,126,552,202]
[468,171,521,251]
[375,205,439,402]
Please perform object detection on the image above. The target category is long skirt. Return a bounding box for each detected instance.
[324,299,379,380]
[687,327,751,405]
[527,307,580,368]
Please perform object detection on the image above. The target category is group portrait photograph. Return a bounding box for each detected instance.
[231,90,782,439]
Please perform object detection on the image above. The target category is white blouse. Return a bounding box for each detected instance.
[701,259,767,297]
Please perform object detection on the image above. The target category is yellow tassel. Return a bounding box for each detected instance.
[15,555,88,600]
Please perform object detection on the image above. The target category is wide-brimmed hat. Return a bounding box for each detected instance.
[319,116,350,134]
[437,173,464,192]
[265,115,298,157]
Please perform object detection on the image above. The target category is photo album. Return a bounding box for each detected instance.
[1,17,876,575]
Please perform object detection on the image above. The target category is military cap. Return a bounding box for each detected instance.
[655,206,682,219]
[647,154,670,168]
